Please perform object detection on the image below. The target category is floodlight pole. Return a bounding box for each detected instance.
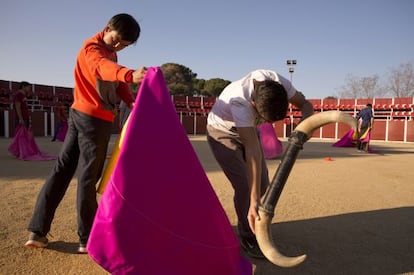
[286,59,297,83]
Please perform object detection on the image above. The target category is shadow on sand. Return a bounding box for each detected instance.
[46,241,81,254]
[247,207,414,274]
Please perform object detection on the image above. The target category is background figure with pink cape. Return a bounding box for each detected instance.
[54,122,68,142]
[332,128,371,152]
[333,103,374,153]
[8,125,57,161]
[8,80,56,161]
[257,122,283,159]
[51,104,69,142]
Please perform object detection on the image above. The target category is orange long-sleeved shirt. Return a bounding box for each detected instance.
[72,31,134,122]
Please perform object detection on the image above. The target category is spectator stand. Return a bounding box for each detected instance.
[172,95,215,135]
[1,79,413,142]
[321,98,340,111]
[338,98,357,116]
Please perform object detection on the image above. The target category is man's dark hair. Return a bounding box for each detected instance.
[19,81,30,89]
[252,80,288,122]
[366,103,372,108]
[108,13,140,43]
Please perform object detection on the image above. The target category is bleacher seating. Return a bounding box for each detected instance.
[0,80,73,113]
[321,98,339,110]
[171,95,413,138]
[1,78,414,140]
[170,95,414,120]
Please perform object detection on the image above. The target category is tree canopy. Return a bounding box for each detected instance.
[160,63,230,97]
[160,62,414,99]
[160,63,197,96]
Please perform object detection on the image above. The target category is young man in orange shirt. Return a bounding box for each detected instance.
[25,13,147,253]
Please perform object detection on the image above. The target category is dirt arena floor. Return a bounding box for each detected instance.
[0,134,413,275]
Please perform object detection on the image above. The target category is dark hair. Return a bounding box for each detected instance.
[252,80,288,122]
[19,81,30,89]
[366,103,372,108]
[108,13,140,43]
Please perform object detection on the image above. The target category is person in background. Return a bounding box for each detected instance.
[25,13,147,254]
[13,81,31,129]
[51,103,69,142]
[206,69,313,258]
[118,83,138,130]
[8,81,57,161]
[356,103,374,152]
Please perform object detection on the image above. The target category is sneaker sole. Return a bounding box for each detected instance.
[78,246,88,254]
[77,249,88,254]
[25,240,48,248]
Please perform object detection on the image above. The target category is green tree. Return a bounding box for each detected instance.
[202,78,230,97]
[160,63,197,96]
[193,78,205,96]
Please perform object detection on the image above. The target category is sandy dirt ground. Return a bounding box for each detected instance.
[0,134,413,275]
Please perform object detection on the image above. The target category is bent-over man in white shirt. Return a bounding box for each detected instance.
[207,69,313,258]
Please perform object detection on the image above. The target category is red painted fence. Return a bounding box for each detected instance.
[1,79,413,143]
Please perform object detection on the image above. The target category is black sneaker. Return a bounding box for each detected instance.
[24,232,48,248]
[78,243,88,254]
[240,236,265,259]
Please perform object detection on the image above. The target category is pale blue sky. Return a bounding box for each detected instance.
[1,0,413,99]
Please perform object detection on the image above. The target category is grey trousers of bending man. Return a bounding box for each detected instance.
[206,125,269,240]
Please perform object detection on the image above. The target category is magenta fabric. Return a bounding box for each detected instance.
[8,125,57,161]
[332,129,357,147]
[333,129,372,152]
[258,122,283,159]
[87,67,251,275]
[56,121,68,142]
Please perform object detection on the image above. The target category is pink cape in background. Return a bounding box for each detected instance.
[87,67,251,275]
[55,121,68,142]
[333,128,372,152]
[258,122,283,159]
[332,129,357,147]
[8,125,57,161]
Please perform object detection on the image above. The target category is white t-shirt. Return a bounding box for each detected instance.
[207,69,296,134]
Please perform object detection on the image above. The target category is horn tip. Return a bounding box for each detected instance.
[277,254,307,268]
[294,254,307,265]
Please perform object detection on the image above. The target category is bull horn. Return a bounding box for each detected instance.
[255,110,357,267]
[295,110,357,136]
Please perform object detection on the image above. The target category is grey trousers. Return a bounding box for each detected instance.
[28,109,112,244]
[206,125,269,239]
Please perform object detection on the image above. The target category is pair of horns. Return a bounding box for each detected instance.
[255,111,357,267]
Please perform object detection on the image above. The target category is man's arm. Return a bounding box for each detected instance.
[238,126,263,234]
[117,67,147,108]
[288,91,314,120]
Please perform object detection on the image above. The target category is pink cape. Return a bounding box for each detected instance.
[8,125,57,161]
[87,67,251,275]
[55,121,68,142]
[333,128,372,152]
[258,122,283,159]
